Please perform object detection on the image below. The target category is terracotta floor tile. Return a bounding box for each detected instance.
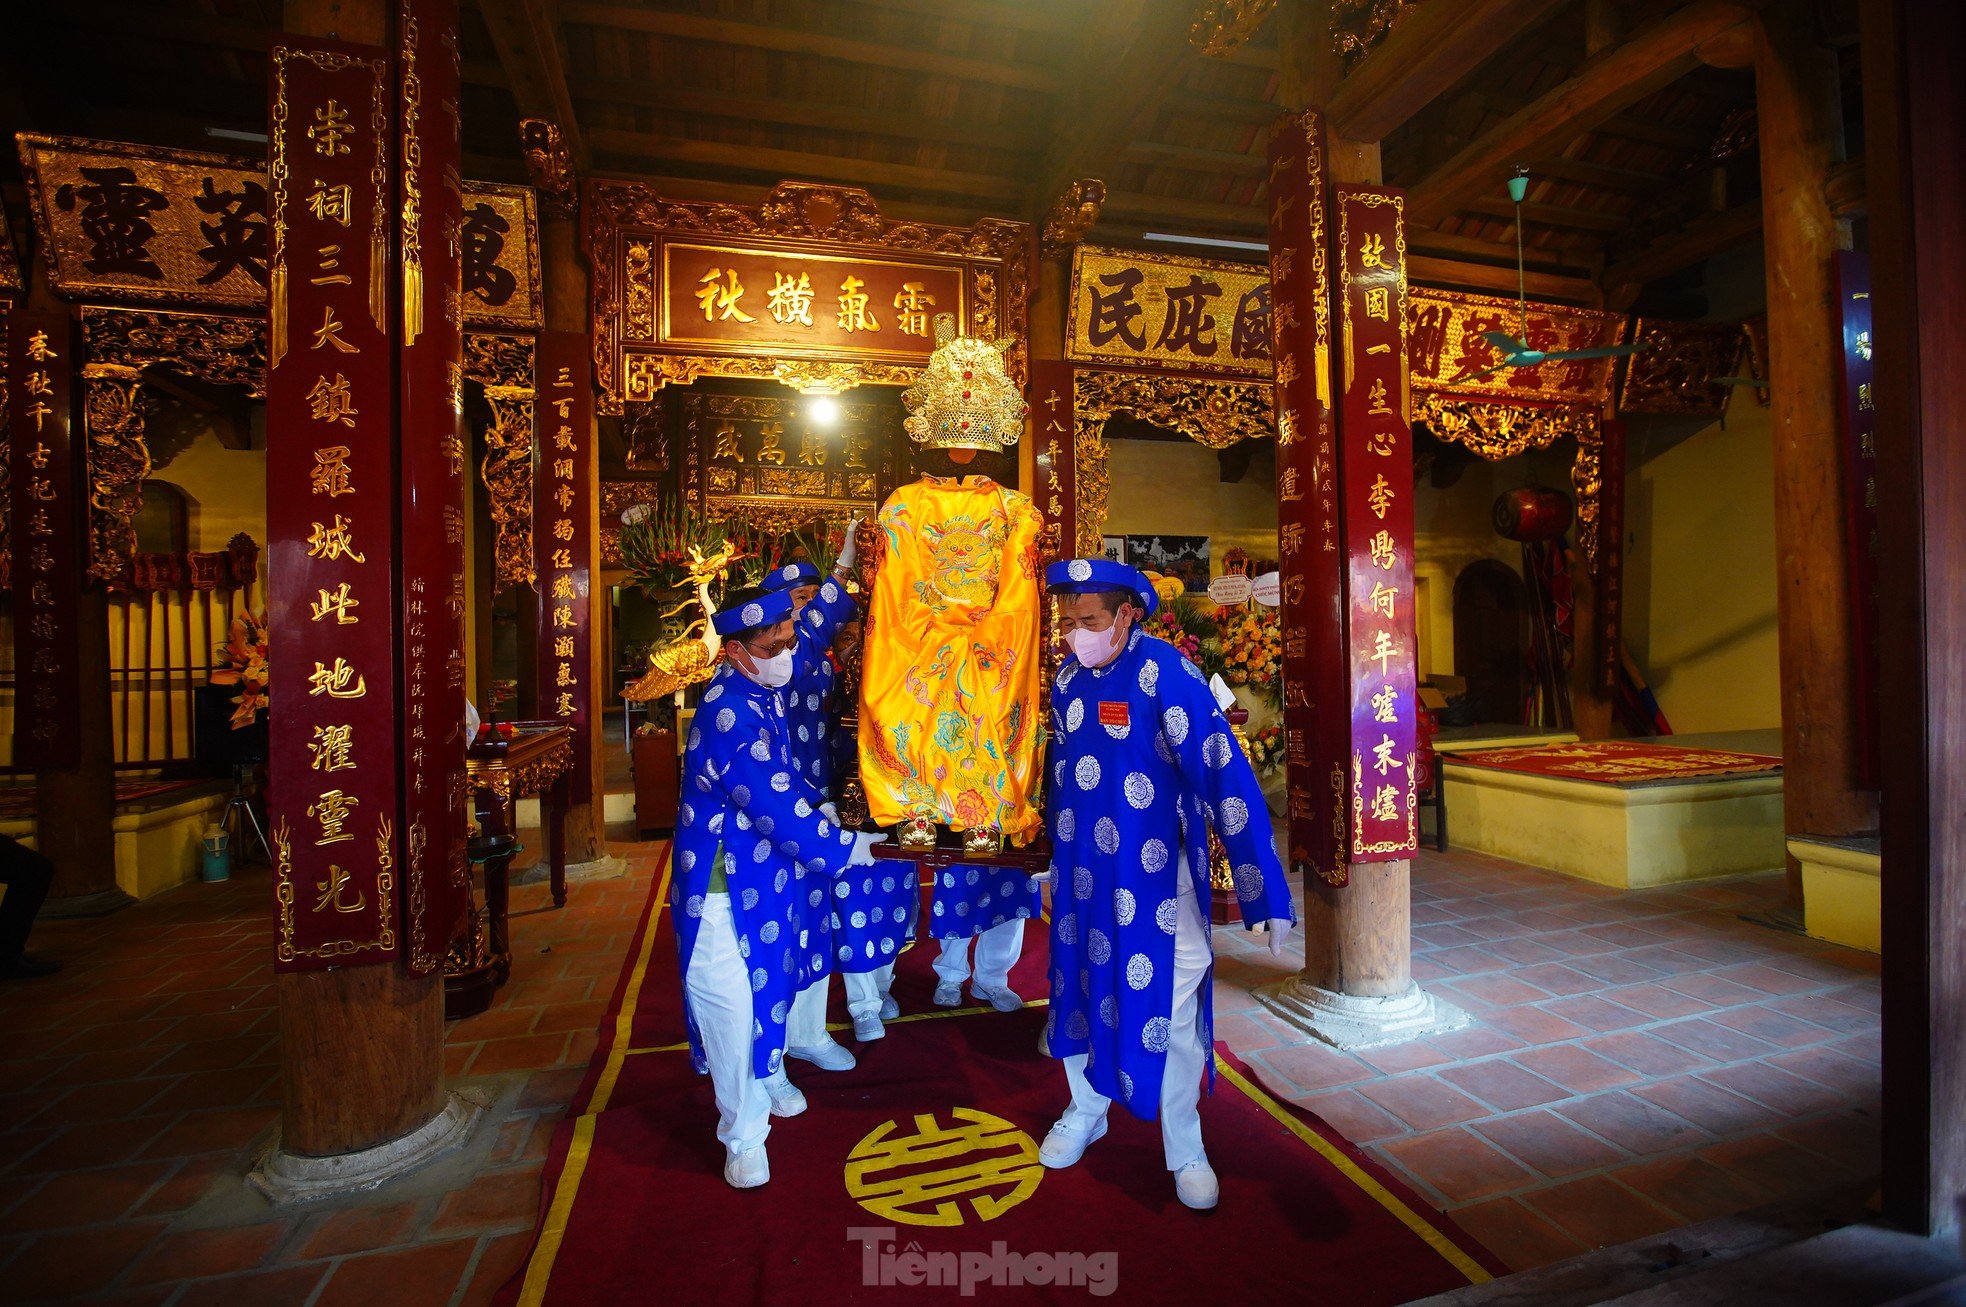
[1355,1075,1490,1132]
[1298,1089,1410,1143]
[127,1221,289,1285]
[1423,945,1511,976]
[298,1199,428,1260]
[1632,1076,1768,1136]
[5,1158,177,1231]
[1253,1043,1373,1093]
[466,1034,573,1076]
[138,1107,279,1159]
[169,1264,330,1307]
[1702,1003,1834,1049]
[1775,1111,1883,1177]
[1436,1059,1569,1112]
[1448,974,1554,1008]
[142,1067,280,1115]
[1423,1027,1525,1060]
[448,1005,543,1043]
[1356,1040,1456,1076]
[0,1219,168,1300]
[1474,1109,1627,1177]
[1699,1131,1852,1194]
[1598,982,1714,1020]
[459,1230,537,1307]
[1581,1031,1713,1078]
[1481,1005,1594,1046]
[1380,1127,1538,1203]
[1698,1062,1840,1117]
[7,1115,177,1174]
[1521,1174,1680,1251]
[1563,952,1668,986]
[429,1165,545,1235]
[1649,1017,1781,1064]
[1763,991,1882,1034]
[1446,1196,1588,1272]
[1556,1091,1711,1156]
[1510,963,1606,998]
[311,1237,479,1307]
[1512,1044,1642,1094]
[1708,963,1822,996]
[1539,994,1651,1033]
[133,1155,236,1217]
[1766,1045,1882,1098]
[1612,1154,1775,1224]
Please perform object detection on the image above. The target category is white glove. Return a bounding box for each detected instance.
[1264,917,1293,959]
[849,831,887,866]
[819,801,840,825]
[836,515,862,571]
[1030,869,1053,884]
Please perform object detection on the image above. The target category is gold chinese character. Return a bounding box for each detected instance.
[552,574,576,601]
[553,483,575,511]
[27,443,49,469]
[844,432,872,470]
[695,268,755,322]
[310,445,355,497]
[1272,247,1296,283]
[1370,784,1399,822]
[1854,330,1872,362]
[1372,733,1405,776]
[1368,474,1394,519]
[1359,231,1389,270]
[798,430,827,466]
[550,457,573,481]
[556,661,576,687]
[25,330,58,363]
[1275,353,1299,386]
[1858,381,1873,411]
[307,657,367,698]
[306,515,366,562]
[552,604,576,629]
[308,100,353,156]
[1280,522,1305,555]
[1367,377,1394,417]
[1369,629,1398,675]
[310,582,361,624]
[307,373,359,427]
[713,422,741,460]
[767,270,814,326]
[311,306,358,354]
[1364,286,1390,321]
[312,244,352,287]
[25,401,53,432]
[893,282,936,337]
[1279,466,1302,501]
[1371,684,1398,723]
[313,863,367,914]
[555,691,576,717]
[836,275,878,332]
[23,371,52,398]
[1369,529,1395,570]
[1367,581,1398,619]
[552,518,574,542]
[308,723,357,772]
[550,547,573,570]
[755,421,786,465]
[554,635,575,658]
[308,788,361,844]
[307,180,353,226]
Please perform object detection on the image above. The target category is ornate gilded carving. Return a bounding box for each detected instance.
[0,204,21,294]
[469,737,573,801]
[1742,313,1771,407]
[1618,318,1744,416]
[82,306,269,396]
[587,179,1029,414]
[623,351,921,401]
[465,333,536,589]
[519,118,576,217]
[1413,393,1597,461]
[1190,0,1280,56]
[1072,370,1276,556]
[80,366,151,583]
[1330,0,1422,67]
[1041,179,1106,259]
[1572,421,1605,568]
[0,303,9,586]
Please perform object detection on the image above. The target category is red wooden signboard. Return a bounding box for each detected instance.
[397,0,471,973]
[1028,357,1075,552]
[1334,186,1418,862]
[535,331,595,805]
[266,37,400,969]
[7,311,83,769]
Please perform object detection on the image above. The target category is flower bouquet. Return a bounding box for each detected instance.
[1143,594,1226,682]
[210,611,269,729]
[1244,723,1284,775]
[1215,605,1283,701]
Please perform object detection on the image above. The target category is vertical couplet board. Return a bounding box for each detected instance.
[1596,418,1628,699]
[266,38,401,968]
[1334,186,1419,862]
[534,331,595,805]
[1265,110,1349,888]
[1834,250,1880,787]
[1028,357,1075,555]
[397,0,471,973]
[7,312,83,768]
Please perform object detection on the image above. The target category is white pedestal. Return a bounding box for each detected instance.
[248,1090,486,1205]
[1256,976,1473,1052]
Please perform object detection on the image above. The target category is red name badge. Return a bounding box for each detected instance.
[1098,701,1129,728]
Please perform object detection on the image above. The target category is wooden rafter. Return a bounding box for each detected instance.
[476,0,585,167]
[556,3,1066,95]
[584,167,1002,230]
[568,80,1038,154]
[1600,199,1759,290]
[586,129,1022,204]
[1120,141,1267,177]
[1407,2,1752,223]
[1324,0,1573,142]
[1464,195,1632,233]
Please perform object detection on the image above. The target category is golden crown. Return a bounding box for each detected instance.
[902,314,1028,453]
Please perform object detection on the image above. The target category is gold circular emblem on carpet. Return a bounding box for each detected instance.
[843,1108,1044,1226]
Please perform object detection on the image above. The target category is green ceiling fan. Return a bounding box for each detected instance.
[1470,168,1651,378]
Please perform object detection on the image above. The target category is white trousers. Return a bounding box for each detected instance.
[684,893,771,1157]
[1058,857,1211,1172]
[844,963,896,1019]
[934,917,1024,991]
[785,973,832,1049]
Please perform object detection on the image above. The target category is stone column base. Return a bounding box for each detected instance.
[1255,976,1473,1052]
[247,1090,485,1204]
[515,854,627,887]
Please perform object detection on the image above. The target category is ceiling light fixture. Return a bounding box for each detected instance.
[1142,231,1269,254]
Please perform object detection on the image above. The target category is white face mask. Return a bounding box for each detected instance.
[742,648,794,689]
[1066,622,1125,668]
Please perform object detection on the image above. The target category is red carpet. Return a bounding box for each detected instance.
[502,848,1503,1305]
[1450,740,1781,785]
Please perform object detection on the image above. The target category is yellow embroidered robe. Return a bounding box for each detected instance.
[858,475,1045,845]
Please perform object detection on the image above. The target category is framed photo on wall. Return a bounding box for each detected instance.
[1126,534,1210,594]
[1099,536,1126,563]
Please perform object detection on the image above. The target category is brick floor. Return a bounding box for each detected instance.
[1214,846,1882,1275]
[0,832,1880,1300]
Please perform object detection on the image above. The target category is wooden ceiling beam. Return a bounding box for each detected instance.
[1407,254,1601,305]
[1464,195,1633,234]
[1407,2,1752,223]
[1600,199,1759,289]
[1156,88,1283,125]
[1526,154,1675,193]
[557,3,1065,94]
[475,0,585,167]
[587,166,1001,229]
[1119,141,1267,177]
[824,0,1093,38]
[587,128,1021,203]
[1406,225,1597,274]
[569,80,1037,153]
[1099,189,1263,234]
[1324,0,1573,142]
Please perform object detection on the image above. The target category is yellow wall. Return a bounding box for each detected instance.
[1623,393,1781,733]
[1102,435,1278,567]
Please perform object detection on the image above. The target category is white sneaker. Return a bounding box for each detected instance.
[725,1144,770,1189]
[1038,1117,1107,1169]
[932,981,963,1007]
[881,993,900,1021]
[973,984,1024,1013]
[1175,1159,1219,1210]
[787,1036,857,1071]
[852,1012,886,1042]
[764,1074,806,1118]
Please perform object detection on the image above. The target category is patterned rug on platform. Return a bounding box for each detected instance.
[1449,740,1782,786]
[498,847,1503,1305]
